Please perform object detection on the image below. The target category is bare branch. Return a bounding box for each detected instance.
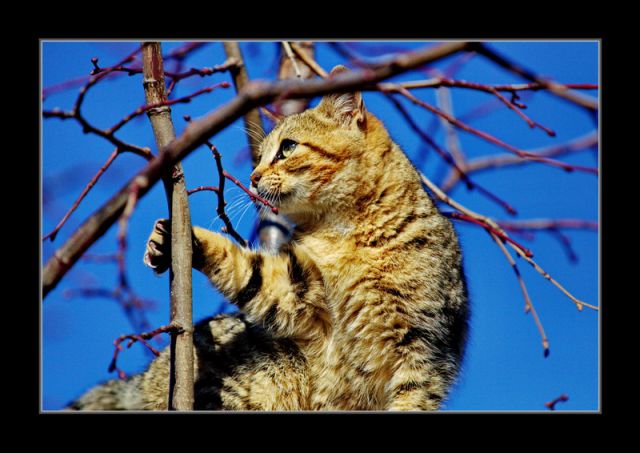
[441,132,598,192]
[490,231,550,357]
[141,42,194,411]
[545,394,569,411]
[43,148,120,242]
[385,85,598,175]
[385,94,518,215]
[222,42,265,167]
[472,42,598,113]
[281,42,303,78]
[182,114,277,246]
[419,172,597,312]
[108,324,182,380]
[290,42,328,78]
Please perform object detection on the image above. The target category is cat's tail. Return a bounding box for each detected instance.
[65,375,145,411]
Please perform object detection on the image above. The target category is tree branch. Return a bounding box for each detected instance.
[141,42,194,411]
[472,42,598,113]
[222,42,264,167]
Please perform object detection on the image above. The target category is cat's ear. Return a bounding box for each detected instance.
[317,65,366,129]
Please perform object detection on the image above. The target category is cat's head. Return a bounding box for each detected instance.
[250,65,386,223]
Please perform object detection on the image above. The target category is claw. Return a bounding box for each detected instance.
[155,220,168,233]
[155,219,170,233]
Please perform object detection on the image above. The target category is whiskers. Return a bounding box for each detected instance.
[255,185,284,218]
[234,120,267,148]
[207,188,246,228]
[206,187,257,243]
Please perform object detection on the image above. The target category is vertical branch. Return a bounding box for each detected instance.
[141,42,194,411]
[222,42,264,168]
[275,41,316,116]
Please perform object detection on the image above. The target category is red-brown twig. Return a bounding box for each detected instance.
[62,61,236,100]
[42,43,209,100]
[43,108,152,159]
[46,49,153,158]
[107,82,230,135]
[108,324,182,379]
[382,78,598,94]
[43,148,120,242]
[209,143,249,247]
[445,212,533,257]
[165,59,239,96]
[489,231,550,357]
[388,85,598,175]
[385,78,564,137]
[545,394,569,411]
[498,219,598,263]
[43,51,152,158]
[472,42,598,113]
[420,172,597,312]
[187,185,219,195]
[183,113,278,246]
[385,94,518,215]
[43,53,234,158]
[441,132,598,192]
[223,169,278,214]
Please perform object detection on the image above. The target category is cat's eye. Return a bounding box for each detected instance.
[274,139,298,162]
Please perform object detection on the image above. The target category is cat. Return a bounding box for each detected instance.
[67,66,469,411]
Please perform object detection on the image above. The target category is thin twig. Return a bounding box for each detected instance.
[420,171,597,312]
[108,82,230,135]
[290,42,328,78]
[282,42,303,78]
[441,132,598,192]
[387,85,597,175]
[386,94,518,215]
[108,324,182,379]
[545,394,569,411]
[187,185,219,195]
[43,148,120,242]
[490,231,550,357]
[472,42,598,112]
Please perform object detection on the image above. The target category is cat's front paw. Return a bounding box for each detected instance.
[144,219,171,274]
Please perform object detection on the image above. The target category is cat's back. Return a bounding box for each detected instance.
[140,313,310,410]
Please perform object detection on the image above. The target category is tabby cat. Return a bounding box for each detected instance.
[68,66,469,411]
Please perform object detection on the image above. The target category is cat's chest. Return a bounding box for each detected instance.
[297,235,361,290]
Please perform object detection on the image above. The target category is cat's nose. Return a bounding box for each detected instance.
[250,171,263,186]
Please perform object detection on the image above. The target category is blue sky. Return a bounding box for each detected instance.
[42,41,599,411]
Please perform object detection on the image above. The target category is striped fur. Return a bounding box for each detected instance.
[69,67,468,411]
